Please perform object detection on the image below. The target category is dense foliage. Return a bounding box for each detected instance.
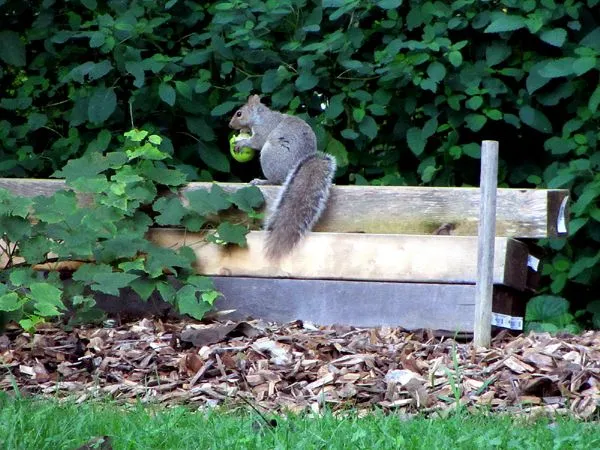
[1,0,599,329]
[0,128,264,329]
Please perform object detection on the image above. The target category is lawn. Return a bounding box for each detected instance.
[0,393,599,450]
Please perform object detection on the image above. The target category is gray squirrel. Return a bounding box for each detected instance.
[229,94,336,260]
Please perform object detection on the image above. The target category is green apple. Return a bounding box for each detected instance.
[229,132,255,163]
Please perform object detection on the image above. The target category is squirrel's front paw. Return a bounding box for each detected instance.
[250,178,270,186]
[234,140,251,152]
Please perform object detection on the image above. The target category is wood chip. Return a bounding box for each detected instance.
[1,318,598,416]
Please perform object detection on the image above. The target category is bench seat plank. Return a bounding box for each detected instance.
[148,229,531,290]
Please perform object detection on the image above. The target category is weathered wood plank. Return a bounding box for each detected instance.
[0,178,569,238]
[89,278,524,333]
[147,229,530,289]
[209,277,521,332]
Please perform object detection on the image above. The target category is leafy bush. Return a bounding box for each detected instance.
[0,128,264,330]
[1,0,599,327]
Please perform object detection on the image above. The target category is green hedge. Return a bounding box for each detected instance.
[1,0,599,329]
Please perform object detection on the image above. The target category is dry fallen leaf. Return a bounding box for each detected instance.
[0,319,598,417]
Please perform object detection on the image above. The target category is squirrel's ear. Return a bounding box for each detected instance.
[248,94,261,105]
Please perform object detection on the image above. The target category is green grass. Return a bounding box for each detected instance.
[0,393,599,450]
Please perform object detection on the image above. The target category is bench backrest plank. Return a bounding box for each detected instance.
[0,179,569,238]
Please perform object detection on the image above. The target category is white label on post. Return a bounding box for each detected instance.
[491,313,524,330]
[527,255,540,271]
[557,196,568,234]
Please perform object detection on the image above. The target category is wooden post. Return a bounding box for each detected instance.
[474,140,499,347]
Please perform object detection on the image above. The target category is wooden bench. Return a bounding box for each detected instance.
[0,172,569,335]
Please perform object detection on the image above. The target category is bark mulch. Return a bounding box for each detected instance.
[1,319,599,418]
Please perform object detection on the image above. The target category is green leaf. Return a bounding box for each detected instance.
[9,268,35,287]
[0,292,22,312]
[229,186,264,213]
[485,42,511,66]
[0,97,32,111]
[0,216,31,241]
[18,236,50,264]
[538,58,576,78]
[202,290,220,305]
[261,69,284,93]
[141,165,187,186]
[352,108,366,123]
[484,15,526,33]
[208,222,248,246]
[406,127,425,156]
[526,62,552,94]
[568,252,600,278]
[526,295,569,321]
[125,129,148,142]
[153,196,188,226]
[19,316,45,332]
[125,61,145,88]
[0,30,26,67]
[485,109,502,120]
[462,143,481,159]
[448,51,463,67]
[187,275,216,291]
[580,26,600,51]
[426,61,446,82]
[88,87,117,124]
[33,191,79,223]
[540,28,567,47]
[185,184,232,216]
[126,142,168,161]
[464,114,487,132]
[27,113,48,131]
[211,101,238,117]
[198,142,230,173]
[572,57,596,76]
[34,302,62,317]
[130,279,158,302]
[159,82,176,106]
[519,105,552,133]
[174,81,193,100]
[326,94,345,119]
[377,0,402,9]
[466,96,483,110]
[544,137,576,155]
[358,115,378,140]
[588,300,600,315]
[88,60,113,81]
[0,188,33,217]
[89,31,105,48]
[183,49,212,65]
[186,117,215,142]
[176,285,211,320]
[340,128,360,141]
[295,72,319,91]
[29,282,64,309]
[503,114,520,128]
[568,217,588,236]
[157,281,176,303]
[81,0,97,9]
[589,85,600,114]
[91,272,140,296]
[88,129,112,153]
[326,137,349,167]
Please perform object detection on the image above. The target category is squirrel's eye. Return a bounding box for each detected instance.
[236,111,242,117]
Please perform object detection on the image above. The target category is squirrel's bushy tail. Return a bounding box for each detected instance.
[264,153,336,261]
